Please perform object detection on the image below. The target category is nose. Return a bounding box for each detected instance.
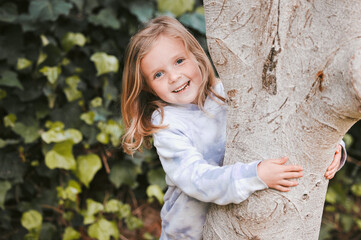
[168,70,181,84]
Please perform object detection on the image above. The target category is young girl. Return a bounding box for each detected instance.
[121,16,346,240]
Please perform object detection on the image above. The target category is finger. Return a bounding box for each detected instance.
[274,185,291,192]
[283,165,304,172]
[327,155,340,171]
[281,171,304,179]
[278,180,299,187]
[326,171,336,180]
[273,156,289,165]
[325,169,336,178]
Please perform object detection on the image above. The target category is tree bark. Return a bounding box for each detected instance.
[203,0,361,239]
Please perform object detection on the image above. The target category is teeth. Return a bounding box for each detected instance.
[173,81,189,93]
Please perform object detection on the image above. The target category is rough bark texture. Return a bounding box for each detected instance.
[203,0,361,239]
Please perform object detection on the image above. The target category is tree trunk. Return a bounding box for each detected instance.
[203,0,361,239]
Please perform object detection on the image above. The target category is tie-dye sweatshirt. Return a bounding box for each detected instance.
[151,82,268,240]
[151,82,347,240]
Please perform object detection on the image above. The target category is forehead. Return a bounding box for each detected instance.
[140,35,189,72]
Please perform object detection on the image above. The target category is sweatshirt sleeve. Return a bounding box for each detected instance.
[153,126,268,205]
[338,139,347,171]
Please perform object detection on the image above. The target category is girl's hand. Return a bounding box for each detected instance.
[325,144,342,180]
[257,157,303,192]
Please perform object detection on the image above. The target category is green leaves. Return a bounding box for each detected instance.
[157,0,195,17]
[90,52,119,76]
[41,121,82,144]
[179,12,206,34]
[28,0,73,21]
[88,218,119,240]
[0,181,11,209]
[61,32,86,52]
[17,58,33,70]
[0,70,23,90]
[82,199,104,224]
[146,185,164,204]
[21,210,43,240]
[40,66,61,84]
[63,227,81,240]
[0,0,217,239]
[74,154,102,187]
[88,9,120,29]
[45,140,76,170]
[64,75,82,102]
[57,180,81,202]
[0,3,18,23]
[109,161,141,188]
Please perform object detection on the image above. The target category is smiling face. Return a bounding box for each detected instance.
[140,35,203,105]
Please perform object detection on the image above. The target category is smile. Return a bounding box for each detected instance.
[172,81,190,93]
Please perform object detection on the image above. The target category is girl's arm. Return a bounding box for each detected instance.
[153,127,303,205]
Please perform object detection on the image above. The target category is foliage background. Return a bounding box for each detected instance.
[0,0,360,239]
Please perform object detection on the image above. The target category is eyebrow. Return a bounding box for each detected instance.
[146,52,188,79]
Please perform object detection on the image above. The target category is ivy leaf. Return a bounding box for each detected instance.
[103,199,131,219]
[13,122,40,144]
[147,168,167,190]
[351,183,361,197]
[28,0,73,22]
[63,227,81,240]
[40,66,61,84]
[103,79,118,107]
[4,113,16,128]
[0,70,23,90]
[129,1,154,23]
[41,124,82,144]
[179,12,206,34]
[80,111,95,125]
[45,141,76,170]
[57,180,81,202]
[146,184,164,204]
[61,32,86,52]
[88,218,119,240]
[75,154,102,187]
[90,97,102,107]
[82,199,104,224]
[0,3,18,23]
[0,88,6,100]
[96,119,123,147]
[90,52,119,76]
[21,210,43,231]
[109,161,140,188]
[88,8,120,29]
[125,216,143,231]
[157,0,195,17]
[104,199,122,213]
[0,138,20,148]
[64,75,82,102]
[0,152,25,181]
[17,58,33,70]
[0,181,11,209]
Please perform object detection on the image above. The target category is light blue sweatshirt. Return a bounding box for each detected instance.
[152,82,347,240]
[152,83,268,240]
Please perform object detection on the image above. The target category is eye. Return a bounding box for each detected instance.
[154,71,163,79]
[176,58,184,65]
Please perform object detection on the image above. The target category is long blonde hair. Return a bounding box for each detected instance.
[121,16,224,155]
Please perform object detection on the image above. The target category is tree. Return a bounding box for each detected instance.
[203,0,361,239]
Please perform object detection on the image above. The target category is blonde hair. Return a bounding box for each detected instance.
[121,16,224,155]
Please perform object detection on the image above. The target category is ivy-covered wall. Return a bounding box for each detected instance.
[0,0,360,239]
[0,0,205,239]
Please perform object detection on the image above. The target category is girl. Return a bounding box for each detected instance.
[121,16,346,240]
